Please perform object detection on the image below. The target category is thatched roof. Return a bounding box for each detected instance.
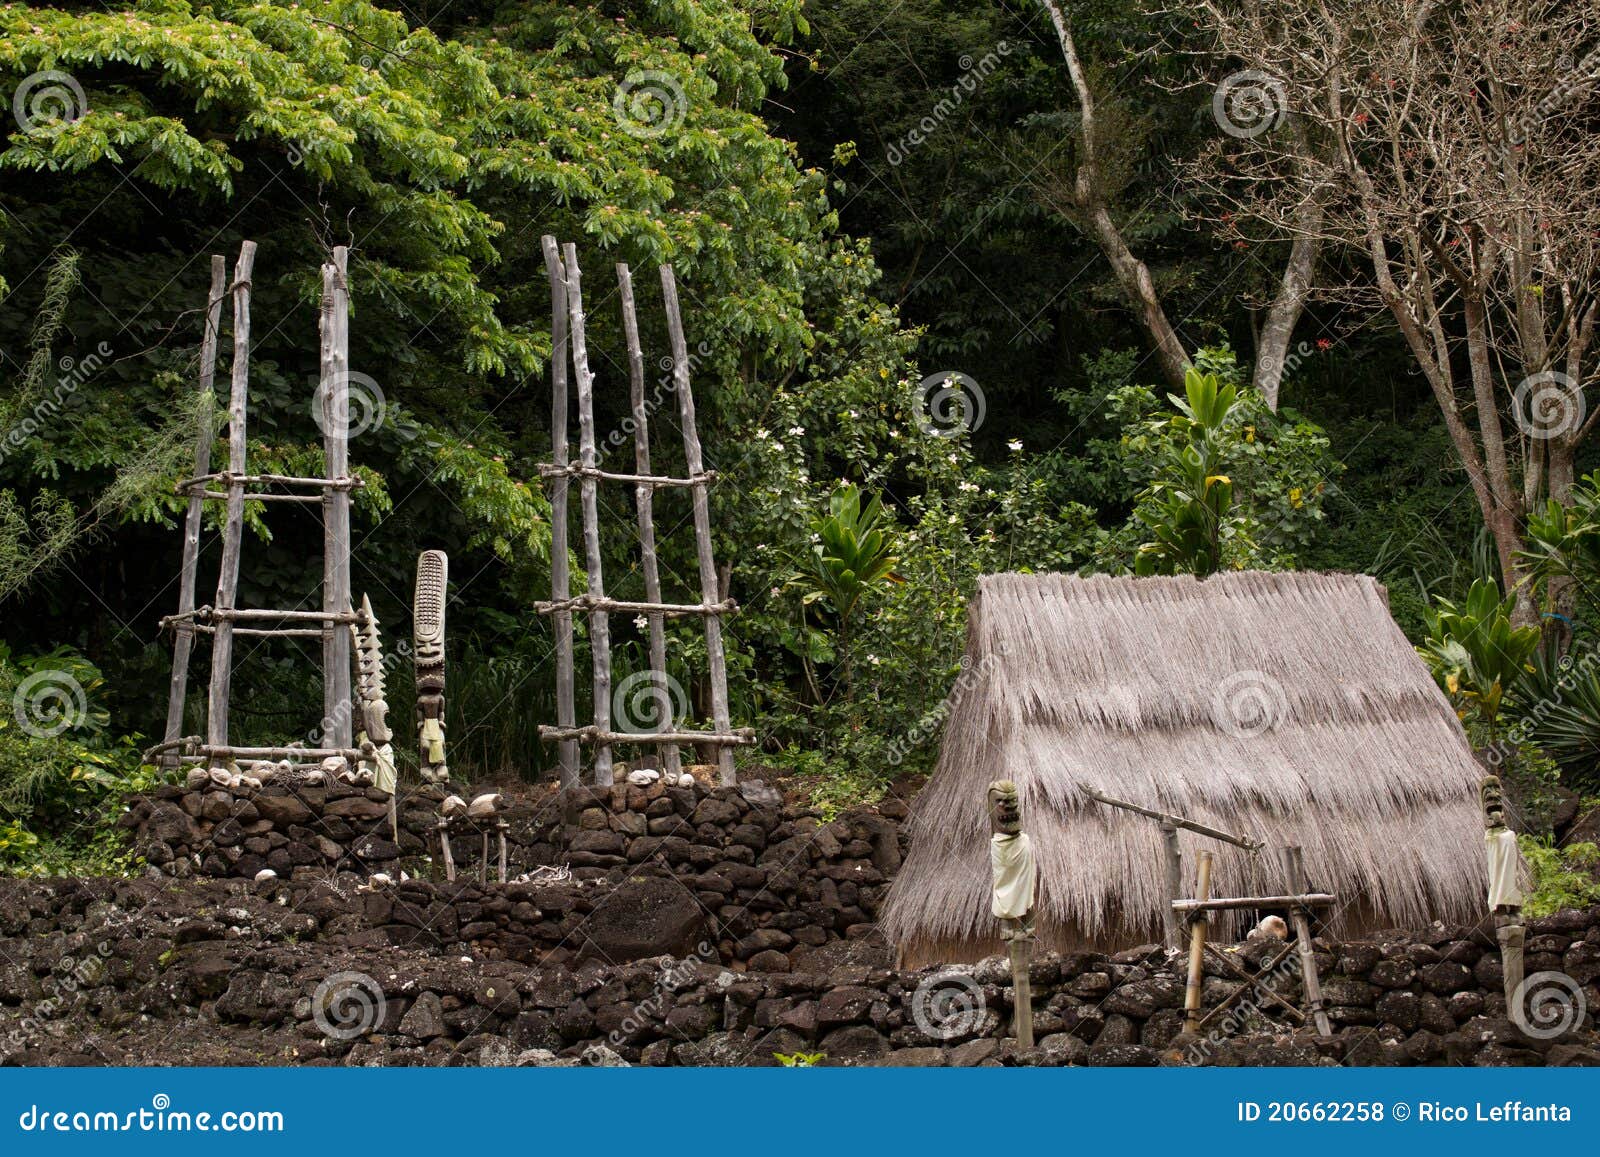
[880,570,1487,965]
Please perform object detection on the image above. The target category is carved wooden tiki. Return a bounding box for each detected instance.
[414,550,449,783]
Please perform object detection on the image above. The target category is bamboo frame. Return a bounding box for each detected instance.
[1285,846,1333,1037]
[1183,850,1215,1033]
[161,242,369,785]
[534,241,746,789]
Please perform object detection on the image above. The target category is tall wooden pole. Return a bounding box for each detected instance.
[1183,849,1214,1033]
[541,238,579,788]
[1285,845,1333,1036]
[617,263,682,778]
[1161,820,1182,951]
[163,255,226,765]
[320,247,353,749]
[659,266,735,785]
[205,241,257,749]
[561,243,613,787]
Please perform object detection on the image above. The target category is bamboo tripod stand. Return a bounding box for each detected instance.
[151,242,366,774]
[534,238,753,788]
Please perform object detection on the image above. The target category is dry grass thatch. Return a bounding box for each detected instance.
[880,570,1487,965]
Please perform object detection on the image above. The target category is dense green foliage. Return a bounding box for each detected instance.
[0,0,1595,895]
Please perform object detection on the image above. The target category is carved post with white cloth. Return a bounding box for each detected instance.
[988,780,1037,1049]
[1482,774,1527,1024]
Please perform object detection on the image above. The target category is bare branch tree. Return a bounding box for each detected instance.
[1193,0,1600,618]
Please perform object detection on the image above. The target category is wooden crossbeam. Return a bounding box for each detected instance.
[537,464,715,487]
[177,472,362,492]
[534,596,737,617]
[1172,893,1336,913]
[537,725,756,746]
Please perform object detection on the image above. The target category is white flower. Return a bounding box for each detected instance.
[755,429,770,439]
[769,586,781,598]
[866,653,882,665]
[788,425,805,436]
[958,481,978,493]
[1008,439,1023,452]
[634,615,648,630]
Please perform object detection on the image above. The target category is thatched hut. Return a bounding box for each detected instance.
[880,570,1487,966]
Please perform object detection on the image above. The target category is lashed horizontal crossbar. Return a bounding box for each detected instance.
[537,464,715,487]
[1171,893,1337,913]
[162,607,362,628]
[177,471,363,494]
[537,724,756,746]
[534,595,737,618]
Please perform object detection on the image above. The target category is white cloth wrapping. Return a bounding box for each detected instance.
[990,832,1037,919]
[1485,827,1525,909]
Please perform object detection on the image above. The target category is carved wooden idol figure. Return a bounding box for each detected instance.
[351,594,396,795]
[414,550,450,783]
[1481,773,1528,1020]
[987,778,1037,1048]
